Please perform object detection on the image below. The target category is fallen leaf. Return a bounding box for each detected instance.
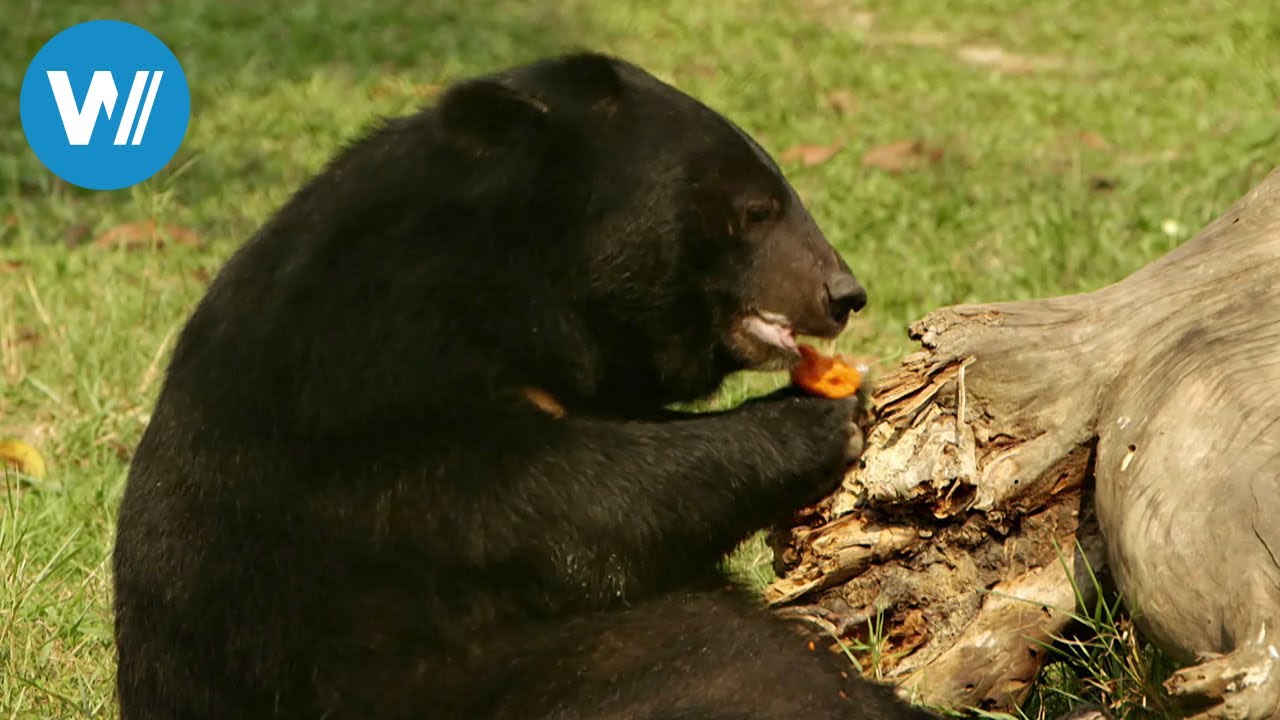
[825,89,857,116]
[1049,131,1114,161]
[14,327,40,346]
[0,438,47,479]
[681,64,717,79]
[1077,131,1111,150]
[861,139,943,173]
[66,223,92,247]
[1089,176,1118,192]
[94,220,201,250]
[16,179,44,198]
[95,434,134,463]
[781,141,846,167]
[0,260,23,273]
[108,440,132,462]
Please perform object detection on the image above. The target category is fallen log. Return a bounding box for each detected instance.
[768,166,1280,720]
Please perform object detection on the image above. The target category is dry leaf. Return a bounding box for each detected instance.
[14,327,40,346]
[681,64,717,79]
[66,223,92,247]
[94,434,134,463]
[1077,131,1111,151]
[0,260,23,273]
[94,220,201,250]
[1089,176,1118,192]
[861,139,943,173]
[108,439,132,462]
[825,89,857,116]
[1052,130,1113,157]
[781,141,846,167]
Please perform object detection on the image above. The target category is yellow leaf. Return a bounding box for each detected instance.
[0,439,47,479]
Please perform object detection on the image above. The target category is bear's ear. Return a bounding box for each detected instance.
[436,79,549,154]
[545,52,626,112]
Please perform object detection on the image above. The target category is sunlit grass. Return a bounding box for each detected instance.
[3,0,1277,716]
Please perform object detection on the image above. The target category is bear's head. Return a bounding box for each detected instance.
[174,53,868,433]
[435,53,867,412]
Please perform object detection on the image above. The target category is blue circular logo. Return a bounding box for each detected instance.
[20,20,190,191]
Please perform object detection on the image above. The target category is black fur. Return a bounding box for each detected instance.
[113,53,933,720]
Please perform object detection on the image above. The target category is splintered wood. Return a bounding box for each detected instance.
[768,347,1102,710]
[768,166,1280,719]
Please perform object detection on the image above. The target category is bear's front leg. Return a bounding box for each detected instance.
[415,394,862,609]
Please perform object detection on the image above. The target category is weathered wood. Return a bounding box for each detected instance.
[769,166,1280,719]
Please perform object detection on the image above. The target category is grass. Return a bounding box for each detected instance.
[2,0,1278,717]
[966,543,1186,720]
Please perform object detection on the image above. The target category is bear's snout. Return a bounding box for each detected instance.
[824,272,867,324]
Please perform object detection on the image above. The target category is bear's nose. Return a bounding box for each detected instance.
[825,273,867,322]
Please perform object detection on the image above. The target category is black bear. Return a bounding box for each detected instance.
[113,52,935,720]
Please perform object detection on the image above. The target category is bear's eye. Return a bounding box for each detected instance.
[743,201,775,225]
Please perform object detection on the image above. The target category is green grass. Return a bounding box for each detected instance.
[2,0,1278,717]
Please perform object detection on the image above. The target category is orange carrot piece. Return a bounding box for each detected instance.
[789,345,862,399]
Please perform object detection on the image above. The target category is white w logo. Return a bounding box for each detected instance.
[45,70,164,146]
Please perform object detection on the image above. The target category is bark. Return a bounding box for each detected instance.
[768,166,1280,720]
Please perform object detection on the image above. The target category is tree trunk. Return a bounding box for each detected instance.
[768,166,1280,720]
